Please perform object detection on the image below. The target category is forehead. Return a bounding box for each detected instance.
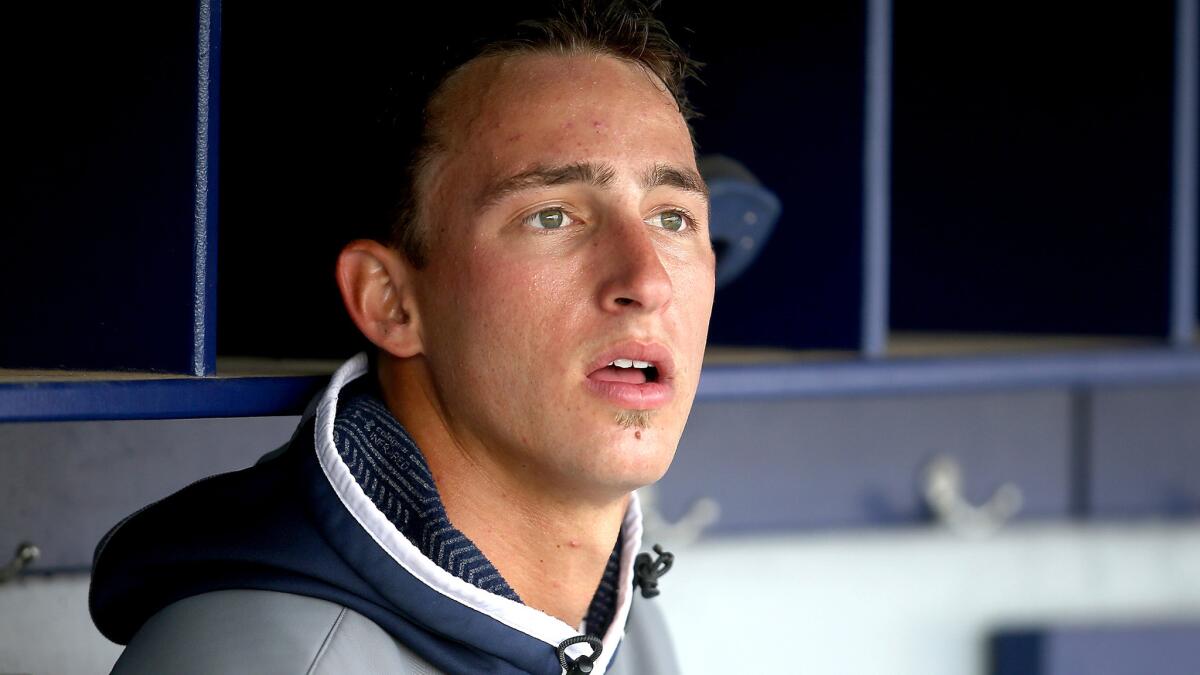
[430,52,696,187]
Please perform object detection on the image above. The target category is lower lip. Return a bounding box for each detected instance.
[584,377,674,409]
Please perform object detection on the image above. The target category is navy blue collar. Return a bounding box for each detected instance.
[332,375,621,636]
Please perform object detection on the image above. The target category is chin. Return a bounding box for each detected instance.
[598,426,679,489]
[545,408,683,494]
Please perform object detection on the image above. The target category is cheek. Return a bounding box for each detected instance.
[451,249,591,353]
[667,250,716,321]
[666,256,717,383]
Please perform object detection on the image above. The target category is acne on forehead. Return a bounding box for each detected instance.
[422,52,695,226]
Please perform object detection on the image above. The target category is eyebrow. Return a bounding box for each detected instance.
[478,162,617,210]
[477,161,709,210]
[642,162,709,200]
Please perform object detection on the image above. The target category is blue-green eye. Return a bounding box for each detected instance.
[525,208,573,229]
[648,210,689,231]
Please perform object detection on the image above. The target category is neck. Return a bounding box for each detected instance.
[378,353,629,628]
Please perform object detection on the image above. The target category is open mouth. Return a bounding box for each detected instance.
[583,342,675,409]
[590,359,661,385]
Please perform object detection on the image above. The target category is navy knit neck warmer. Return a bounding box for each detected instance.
[331,374,622,636]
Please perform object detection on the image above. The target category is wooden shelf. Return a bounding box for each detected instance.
[885,332,1162,358]
[0,357,341,384]
[706,333,1166,365]
[703,346,860,365]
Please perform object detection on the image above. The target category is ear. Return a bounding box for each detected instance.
[336,239,424,359]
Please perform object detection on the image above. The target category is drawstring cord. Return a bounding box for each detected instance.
[557,544,674,673]
[633,544,673,598]
[557,634,603,674]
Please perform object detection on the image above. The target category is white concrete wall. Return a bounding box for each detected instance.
[3,522,1199,674]
[0,574,120,674]
[657,522,1200,675]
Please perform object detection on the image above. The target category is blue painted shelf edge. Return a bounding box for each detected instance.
[0,376,327,422]
[697,346,1200,399]
[3,347,1200,422]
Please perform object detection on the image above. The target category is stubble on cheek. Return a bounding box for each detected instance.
[614,409,656,429]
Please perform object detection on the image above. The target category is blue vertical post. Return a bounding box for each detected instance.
[862,0,893,358]
[192,0,222,375]
[1172,0,1198,347]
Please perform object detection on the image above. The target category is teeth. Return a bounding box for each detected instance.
[606,358,653,369]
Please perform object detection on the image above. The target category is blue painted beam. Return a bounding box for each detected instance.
[1172,0,1198,346]
[0,376,326,423]
[696,347,1200,400]
[5,347,1200,422]
[861,0,892,358]
[191,0,222,376]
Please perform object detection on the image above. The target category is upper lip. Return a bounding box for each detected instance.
[585,340,676,381]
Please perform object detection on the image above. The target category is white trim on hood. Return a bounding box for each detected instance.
[312,353,642,674]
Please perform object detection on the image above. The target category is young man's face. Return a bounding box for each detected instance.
[412,52,715,499]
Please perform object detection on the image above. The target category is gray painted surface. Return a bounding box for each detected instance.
[659,389,1073,532]
[1089,382,1200,517]
[1043,623,1200,675]
[0,416,300,571]
[3,381,1199,573]
[0,574,122,674]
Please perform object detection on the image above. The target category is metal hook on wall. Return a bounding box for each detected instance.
[922,455,1023,539]
[0,542,40,585]
[638,486,721,548]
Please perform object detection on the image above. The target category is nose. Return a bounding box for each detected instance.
[597,217,674,314]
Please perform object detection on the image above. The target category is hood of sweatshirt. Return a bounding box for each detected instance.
[89,353,648,674]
